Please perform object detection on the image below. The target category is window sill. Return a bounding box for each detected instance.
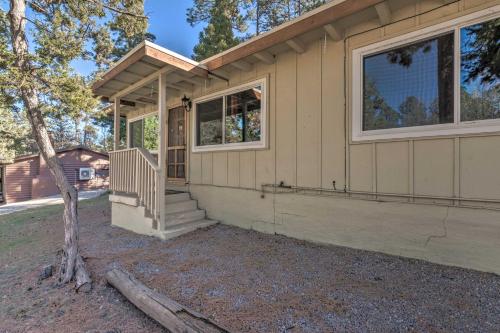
[192,141,267,153]
[352,122,500,142]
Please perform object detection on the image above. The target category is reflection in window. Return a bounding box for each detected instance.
[225,86,262,143]
[129,115,159,150]
[196,98,223,146]
[363,33,455,131]
[460,18,500,122]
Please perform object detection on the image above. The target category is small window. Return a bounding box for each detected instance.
[363,33,455,131]
[460,17,500,122]
[129,119,143,148]
[129,115,159,150]
[193,79,266,152]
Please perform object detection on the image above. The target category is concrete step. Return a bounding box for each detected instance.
[165,199,198,215]
[165,192,191,204]
[165,209,206,225]
[158,219,218,240]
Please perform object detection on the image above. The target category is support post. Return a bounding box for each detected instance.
[113,98,121,151]
[158,73,168,230]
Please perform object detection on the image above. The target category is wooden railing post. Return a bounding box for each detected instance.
[109,148,161,224]
[157,73,167,229]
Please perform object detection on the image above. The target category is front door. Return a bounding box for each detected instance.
[167,107,186,181]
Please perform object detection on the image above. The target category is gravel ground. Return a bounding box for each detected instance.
[0,195,499,332]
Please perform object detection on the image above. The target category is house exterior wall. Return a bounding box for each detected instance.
[31,149,109,198]
[3,149,109,203]
[4,157,38,203]
[120,0,500,273]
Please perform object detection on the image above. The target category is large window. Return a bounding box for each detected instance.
[353,10,499,141]
[128,115,159,150]
[193,79,266,152]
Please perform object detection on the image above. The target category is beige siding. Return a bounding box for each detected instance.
[460,136,500,200]
[183,1,500,209]
[413,139,455,197]
[275,51,297,186]
[297,41,322,188]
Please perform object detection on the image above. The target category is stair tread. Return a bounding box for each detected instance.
[164,219,217,231]
[165,208,205,217]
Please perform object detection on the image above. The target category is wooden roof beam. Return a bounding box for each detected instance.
[254,51,275,64]
[324,23,344,41]
[137,60,162,72]
[110,67,173,100]
[375,1,392,26]
[170,72,207,85]
[231,60,253,71]
[286,38,306,54]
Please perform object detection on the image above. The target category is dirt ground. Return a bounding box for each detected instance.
[1,195,499,333]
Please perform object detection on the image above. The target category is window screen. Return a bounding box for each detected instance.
[460,17,500,122]
[363,33,455,131]
[225,86,262,143]
[129,119,143,148]
[196,98,223,146]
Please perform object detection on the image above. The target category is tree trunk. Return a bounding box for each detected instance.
[8,0,91,290]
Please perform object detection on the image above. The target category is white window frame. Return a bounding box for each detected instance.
[352,6,500,142]
[127,112,159,153]
[192,77,268,153]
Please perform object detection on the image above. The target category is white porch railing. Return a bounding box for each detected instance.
[109,148,161,220]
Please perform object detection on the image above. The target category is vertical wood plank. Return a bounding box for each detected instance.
[297,40,322,188]
[113,98,120,151]
[275,51,297,186]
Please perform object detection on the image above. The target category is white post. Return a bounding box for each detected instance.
[158,73,168,230]
[113,98,121,151]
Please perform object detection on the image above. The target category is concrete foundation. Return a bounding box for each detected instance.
[190,184,500,275]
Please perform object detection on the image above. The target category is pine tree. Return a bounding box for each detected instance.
[188,0,248,60]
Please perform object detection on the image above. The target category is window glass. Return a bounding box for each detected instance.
[225,86,262,143]
[460,18,500,122]
[196,98,223,146]
[363,32,455,131]
[129,119,143,148]
[143,116,159,150]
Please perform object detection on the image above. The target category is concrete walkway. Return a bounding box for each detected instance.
[0,190,107,216]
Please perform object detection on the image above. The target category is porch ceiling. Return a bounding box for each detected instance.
[92,41,209,106]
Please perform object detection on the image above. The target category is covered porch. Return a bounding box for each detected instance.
[92,41,220,238]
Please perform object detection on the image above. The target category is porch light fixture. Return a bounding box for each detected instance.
[181,95,192,112]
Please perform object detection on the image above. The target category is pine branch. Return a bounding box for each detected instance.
[87,0,148,19]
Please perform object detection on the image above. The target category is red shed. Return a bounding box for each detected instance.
[0,147,109,204]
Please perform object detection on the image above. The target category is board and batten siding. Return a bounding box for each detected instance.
[188,0,500,209]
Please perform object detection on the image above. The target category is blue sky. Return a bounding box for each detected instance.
[0,0,203,76]
[73,0,203,76]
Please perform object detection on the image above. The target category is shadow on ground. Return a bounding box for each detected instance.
[1,195,499,332]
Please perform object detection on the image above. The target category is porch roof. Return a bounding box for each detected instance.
[92,41,209,106]
[92,0,403,106]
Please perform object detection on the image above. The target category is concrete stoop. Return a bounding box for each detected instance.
[110,192,218,239]
[158,192,218,240]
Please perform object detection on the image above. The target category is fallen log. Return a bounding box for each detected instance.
[106,268,230,333]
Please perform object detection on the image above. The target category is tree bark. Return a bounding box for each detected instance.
[106,268,230,333]
[8,0,91,290]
